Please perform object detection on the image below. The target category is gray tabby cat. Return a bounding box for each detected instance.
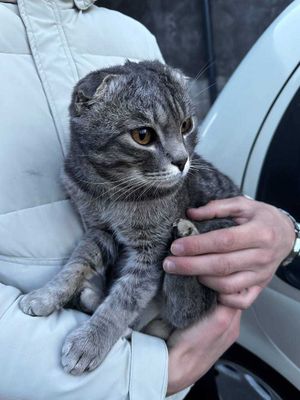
[19,60,240,375]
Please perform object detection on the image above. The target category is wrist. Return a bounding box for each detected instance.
[167,345,185,395]
[279,209,300,266]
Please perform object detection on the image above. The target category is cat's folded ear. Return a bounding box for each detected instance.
[72,74,119,116]
[93,74,118,99]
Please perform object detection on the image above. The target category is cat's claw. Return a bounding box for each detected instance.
[19,290,60,316]
[62,322,105,375]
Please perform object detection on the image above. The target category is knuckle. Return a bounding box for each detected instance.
[239,298,252,310]
[261,227,276,246]
[218,257,232,276]
[259,251,274,266]
[236,195,246,204]
[184,259,197,275]
[260,267,273,282]
[209,199,218,208]
[236,195,255,216]
[221,280,236,294]
[190,239,202,255]
[236,196,247,210]
[219,231,235,251]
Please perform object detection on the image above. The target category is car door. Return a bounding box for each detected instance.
[240,65,300,390]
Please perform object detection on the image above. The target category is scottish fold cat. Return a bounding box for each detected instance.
[19,60,240,374]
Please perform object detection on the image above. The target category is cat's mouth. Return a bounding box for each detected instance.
[143,170,185,188]
[143,161,190,184]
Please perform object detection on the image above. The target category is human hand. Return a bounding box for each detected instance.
[167,305,241,395]
[163,196,295,309]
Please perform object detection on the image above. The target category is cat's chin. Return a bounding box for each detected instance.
[143,175,183,190]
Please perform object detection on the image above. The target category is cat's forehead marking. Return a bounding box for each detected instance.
[164,92,185,123]
[153,102,168,126]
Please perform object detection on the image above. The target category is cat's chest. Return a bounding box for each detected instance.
[89,198,181,246]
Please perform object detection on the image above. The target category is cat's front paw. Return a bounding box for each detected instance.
[62,322,106,375]
[173,218,199,238]
[19,289,60,316]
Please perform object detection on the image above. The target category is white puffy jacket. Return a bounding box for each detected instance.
[0,1,189,398]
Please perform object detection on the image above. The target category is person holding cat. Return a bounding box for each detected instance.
[0,0,298,399]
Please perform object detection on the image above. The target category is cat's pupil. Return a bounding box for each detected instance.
[139,129,147,140]
[181,117,192,135]
[130,127,154,145]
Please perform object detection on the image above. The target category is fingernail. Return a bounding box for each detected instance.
[163,259,176,272]
[171,243,184,255]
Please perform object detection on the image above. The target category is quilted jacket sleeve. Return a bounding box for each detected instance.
[0,282,190,400]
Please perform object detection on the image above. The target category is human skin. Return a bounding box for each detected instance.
[163,196,295,309]
[167,305,241,394]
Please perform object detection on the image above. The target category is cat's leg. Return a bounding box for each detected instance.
[163,219,218,329]
[163,217,237,329]
[67,268,106,314]
[163,274,217,329]
[61,250,162,375]
[19,229,117,317]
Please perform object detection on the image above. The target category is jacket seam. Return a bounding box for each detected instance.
[0,198,69,217]
[0,292,22,321]
[0,255,68,265]
[0,51,31,55]
[18,0,66,158]
[50,0,79,82]
[129,334,134,399]
[129,334,168,400]
[160,341,168,399]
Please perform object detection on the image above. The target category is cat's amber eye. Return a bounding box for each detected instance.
[130,127,155,145]
[181,117,193,135]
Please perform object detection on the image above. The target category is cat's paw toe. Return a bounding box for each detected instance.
[173,218,199,238]
[61,323,102,375]
[19,291,59,316]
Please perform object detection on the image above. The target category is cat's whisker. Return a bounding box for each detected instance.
[120,182,146,202]
[190,161,216,169]
[106,177,142,195]
[74,175,134,187]
[190,164,216,173]
[112,178,147,203]
[193,82,217,98]
[193,60,215,83]
[144,171,173,177]
[104,179,140,201]
[94,175,144,198]
[144,173,179,182]
[136,179,158,202]
[88,176,141,205]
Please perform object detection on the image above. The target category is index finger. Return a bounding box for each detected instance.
[170,223,257,256]
[187,196,254,222]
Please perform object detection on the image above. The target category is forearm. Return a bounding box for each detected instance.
[167,305,241,395]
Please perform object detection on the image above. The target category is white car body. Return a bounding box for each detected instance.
[197,0,300,390]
